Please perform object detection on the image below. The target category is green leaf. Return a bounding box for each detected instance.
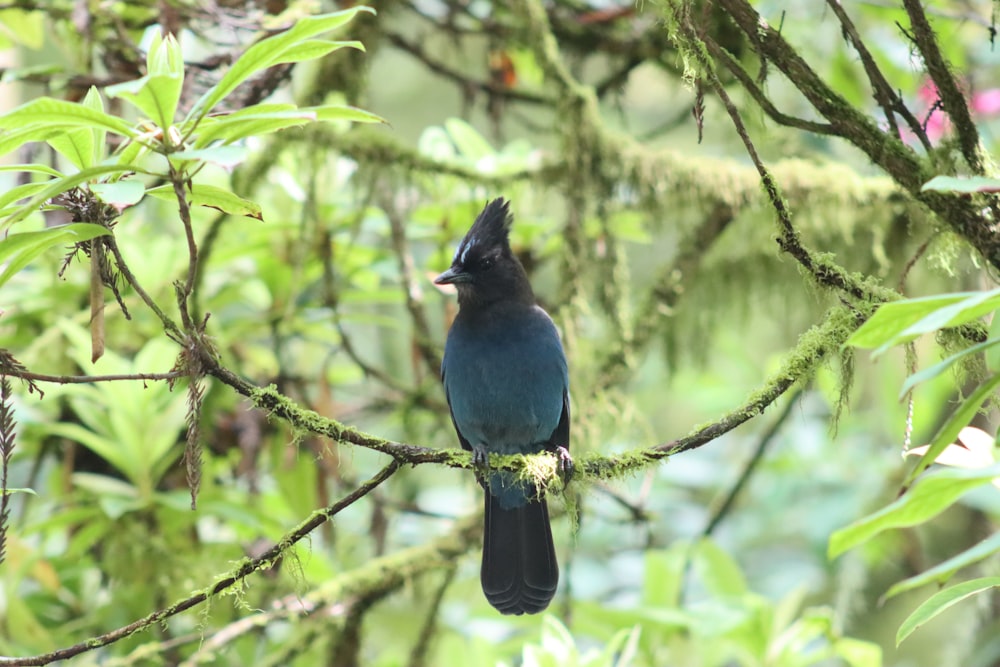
[885,531,1000,600]
[903,372,1000,487]
[146,30,184,78]
[47,127,95,171]
[90,181,146,208]
[170,145,248,169]
[695,538,748,596]
[106,74,184,130]
[191,186,263,219]
[899,336,1000,398]
[0,124,84,157]
[0,181,49,217]
[105,32,184,130]
[445,117,495,161]
[192,104,383,147]
[641,545,686,608]
[845,293,976,350]
[833,637,882,667]
[112,134,153,169]
[989,314,1000,373]
[0,8,44,49]
[185,7,373,124]
[0,164,140,229]
[82,86,107,167]
[0,97,137,137]
[0,163,62,177]
[0,63,62,82]
[267,38,361,65]
[312,103,385,124]
[922,175,1000,193]
[3,593,52,651]
[887,288,1000,354]
[828,462,1000,558]
[47,88,108,170]
[896,577,1000,645]
[146,183,263,220]
[0,487,37,496]
[0,223,110,287]
[193,107,314,146]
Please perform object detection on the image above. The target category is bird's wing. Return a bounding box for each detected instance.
[550,387,570,452]
[443,381,473,452]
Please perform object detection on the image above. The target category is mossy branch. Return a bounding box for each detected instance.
[193,302,860,489]
[695,0,1000,271]
[901,0,984,173]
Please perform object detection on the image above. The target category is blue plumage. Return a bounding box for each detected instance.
[436,198,571,615]
[443,302,568,508]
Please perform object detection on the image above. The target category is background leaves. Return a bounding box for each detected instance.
[0,1,999,666]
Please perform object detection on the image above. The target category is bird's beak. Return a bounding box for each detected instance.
[434,266,469,285]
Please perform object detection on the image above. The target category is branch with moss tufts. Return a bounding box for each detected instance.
[187,302,861,491]
[901,0,984,173]
[677,0,1000,272]
[669,3,991,352]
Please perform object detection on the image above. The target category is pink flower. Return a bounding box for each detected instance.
[902,80,1000,145]
[972,89,1000,115]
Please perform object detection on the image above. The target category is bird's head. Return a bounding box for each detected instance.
[434,198,533,305]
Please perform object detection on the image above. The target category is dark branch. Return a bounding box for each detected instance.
[826,0,932,153]
[901,0,983,172]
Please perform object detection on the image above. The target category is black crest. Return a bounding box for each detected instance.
[453,198,512,266]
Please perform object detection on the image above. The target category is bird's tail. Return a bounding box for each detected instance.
[481,492,558,615]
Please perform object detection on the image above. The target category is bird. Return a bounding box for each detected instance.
[435,197,571,615]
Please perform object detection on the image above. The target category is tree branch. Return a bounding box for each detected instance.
[0,461,400,667]
[702,36,838,137]
[826,0,932,153]
[901,0,983,172]
[702,0,1000,271]
[4,370,183,384]
[385,32,552,106]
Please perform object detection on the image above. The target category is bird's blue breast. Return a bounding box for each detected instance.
[443,305,568,507]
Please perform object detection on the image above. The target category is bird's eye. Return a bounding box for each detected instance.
[480,256,495,270]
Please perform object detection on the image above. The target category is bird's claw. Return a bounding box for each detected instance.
[554,446,573,487]
[472,446,490,485]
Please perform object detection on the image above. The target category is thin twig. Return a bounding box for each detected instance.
[385,32,551,106]
[6,371,184,384]
[826,0,932,152]
[703,37,838,136]
[0,377,14,567]
[591,482,652,523]
[190,211,228,325]
[105,233,185,343]
[170,166,199,330]
[678,6,891,305]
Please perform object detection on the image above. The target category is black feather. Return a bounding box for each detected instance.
[451,198,513,270]
[481,493,558,615]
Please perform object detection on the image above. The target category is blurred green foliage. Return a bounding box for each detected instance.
[0,1,999,666]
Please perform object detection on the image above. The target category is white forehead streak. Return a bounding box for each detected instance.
[456,236,478,264]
